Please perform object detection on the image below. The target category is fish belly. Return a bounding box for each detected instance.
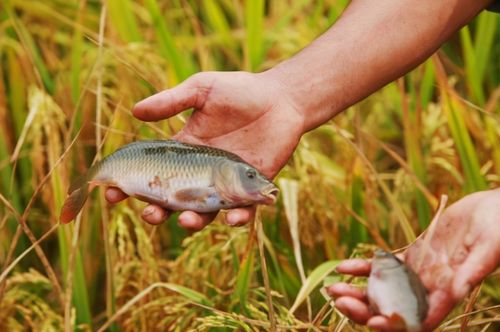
[111,171,227,212]
[368,273,421,331]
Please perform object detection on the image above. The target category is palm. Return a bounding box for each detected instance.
[329,189,500,330]
[169,72,302,179]
[405,190,500,329]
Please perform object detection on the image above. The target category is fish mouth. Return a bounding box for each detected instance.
[261,184,279,204]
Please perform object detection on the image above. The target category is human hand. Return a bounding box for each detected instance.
[327,189,500,331]
[106,71,304,230]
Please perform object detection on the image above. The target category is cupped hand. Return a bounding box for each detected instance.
[106,71,304,230]
[327,189,500,331]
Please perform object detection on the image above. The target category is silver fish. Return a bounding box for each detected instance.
[60,140,279,223]
[367,249,429,332]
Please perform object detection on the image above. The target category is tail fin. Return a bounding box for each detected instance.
[60,169,95,224]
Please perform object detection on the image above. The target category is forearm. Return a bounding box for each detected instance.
[265,0,491,132]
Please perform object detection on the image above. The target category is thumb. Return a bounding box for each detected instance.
[132,72,214,121]
[452,239,499,300]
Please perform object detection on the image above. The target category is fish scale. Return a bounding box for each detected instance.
[60,140,279,223]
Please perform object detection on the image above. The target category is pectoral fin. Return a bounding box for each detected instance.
[134,192,168,207]
[174,188,211,204]
[387,313,406,329]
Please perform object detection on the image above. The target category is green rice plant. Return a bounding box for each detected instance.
[0,48,29,254]
[349,158,369,245]
[233,243,255,316]
[0,269,63,330]
[144,0,195,81]
[460,12,498,105]
[400,76,432,229]
[3,0,55,94]
[433,57,488,193]
[290,259,340,314]
[107,0,142,43]
[0,1,498,331]
[25,87,92,328]
[202,0,233,46]
[244,0,264,71]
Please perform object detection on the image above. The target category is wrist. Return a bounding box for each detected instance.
[260,65,336,134]
[257,68,308,136]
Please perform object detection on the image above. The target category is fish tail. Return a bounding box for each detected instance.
[60,166,98,224]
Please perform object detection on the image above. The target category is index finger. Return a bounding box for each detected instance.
[105,187,128,203]
[336,259,372,276]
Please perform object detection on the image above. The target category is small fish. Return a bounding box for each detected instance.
[367,249,429,332]
[60,140,279,223]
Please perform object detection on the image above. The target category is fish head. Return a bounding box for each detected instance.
[214,160,279,205]
[372,249,403,270]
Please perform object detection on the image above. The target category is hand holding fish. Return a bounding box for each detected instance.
[105,0,491,231]
[105,71,304,230]
[327,189,500,331]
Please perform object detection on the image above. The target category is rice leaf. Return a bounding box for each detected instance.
[107,0,142,42]
[244,0,264,71]
[144,0,194,81]
[289,260,340,314]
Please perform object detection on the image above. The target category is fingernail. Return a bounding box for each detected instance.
[455,282,471,300]
[225,214,239,226]
[226,220,238,226]
[143,206,155,216]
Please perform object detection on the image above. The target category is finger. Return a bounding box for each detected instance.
[336,259,372,276]
[133,73,212,121]
[178,211,218,231]
[452,237,499,300]
[334,296,372,324]
[141,205,169,225]
[366,316,395,331]
[326,282,367,301]
[225,207,255,226]
[105,187,128,203]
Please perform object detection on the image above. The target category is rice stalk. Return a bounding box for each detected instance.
[93,9,119,330]
[433,55,487,193]
[255,208,276,330]
[331,123,417,243]
[0,269,63,330]
[69,0,85,105]
[98,281,213,332]
[0,224,58,285]
[144,0,194,81]
[279,178,312,320]
[107,0,141,43]
[244,0,264,71]
[399,77,432,229]
[20,86,92,326]
[233,235,255,316]
[460,13,497,105]
[0,191,64,306]
[4,0,55,93]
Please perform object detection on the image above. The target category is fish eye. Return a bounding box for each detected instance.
[245,169,257,179]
